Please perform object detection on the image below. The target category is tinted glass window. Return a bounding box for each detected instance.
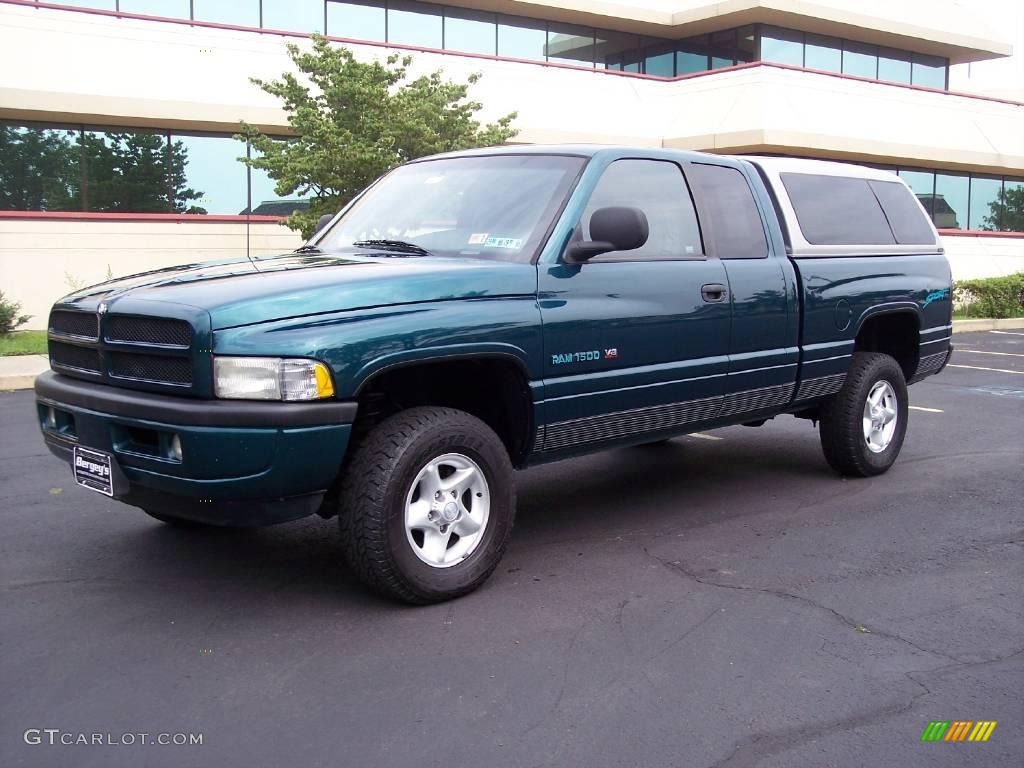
[497,16,546,61]
[804,33,841,72]
[999,180,1024,232]
[172,134,248,214]
[192,0,259,27]
[262,0,323,32]
[444,8,496,55]
[842,41,877,78]
[761,26,803,66]
[781,173,895,245]
[868,180,935,244]
[969,177,1002,230]
[676,35,709,75]
[80,129,174,213]
[119,0,189,17]
[582,160,703,260]
[327,0,386,41]
[877,48,911,84]
[709,29,736,68]
[642,39,675,76]
[0,124,81,211]
[934,173,968,230]
[736,26,757,64]
[548,23,594,67]
[898,170,935,218]
[912,54,947,89]
[388,1,443,48]
[597,30,641,71]
[687,164,768,258]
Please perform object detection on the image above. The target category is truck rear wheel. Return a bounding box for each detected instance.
[336,407,516,604]
[819,352,908,477]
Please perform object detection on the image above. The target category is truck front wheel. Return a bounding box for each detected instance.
[336,407,516,604]
[819,352,909,477]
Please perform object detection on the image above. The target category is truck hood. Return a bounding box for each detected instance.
[56,252,537,329]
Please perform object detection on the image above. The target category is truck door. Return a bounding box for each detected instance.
[686,161,799,415]
[537,157,732,453]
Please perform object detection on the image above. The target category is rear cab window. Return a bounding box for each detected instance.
[688,163,769,258]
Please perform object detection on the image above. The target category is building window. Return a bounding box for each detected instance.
[676,35,710,75]
[247,144,313,216]
[118,0,190,18]
[497,16,546,61]
[262,0,324,33]
[172,134,249,214]
[597,30,642,72]
[641,38,675,77]
[387,1,443,49]
[999,180,1024,233]
[191,0,259,28]
[842,40,877,79]
[443,8,496,56]
[548,23,595,68]
[760,26,803,66]
[326,1,386,42]
[56,0,115,9]
[709,29,736,68]
[934,173,969,230]
[912,53,947,89]
[804,33,842,72]
[969,176,1003,231]
[0,124,82,212]
[877,48,911,85]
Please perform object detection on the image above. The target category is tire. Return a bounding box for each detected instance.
[336,407,516,604]
[819,352,909,477]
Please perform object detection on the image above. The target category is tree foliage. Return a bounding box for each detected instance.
[981,185,1024,232]
[238,35,518,238]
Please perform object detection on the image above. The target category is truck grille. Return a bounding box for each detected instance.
[109,352,193,385]
[105,316,192,347]
[49,341,102,373]
[50,310,99,340]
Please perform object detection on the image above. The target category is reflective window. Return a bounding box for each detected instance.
[548,23,594,67]
[868,180,935,244]
[55,0,115,8]
[877,48,911,84]
[687,163,767,258]
[247,144,312,216]
[842,41,877,78]
[262,0,323,33]
[804,33,841,72]
[497,16,546,61]
[583,160,703,260]
[119,0,190,18]
[388,1,443,48]
[192,0,259,27]
[709,29,736,68]
[934,173,968,230]
[80,129,174,213]
[781,173,894,245]
[912,54,947,89]
[999,180,1024,232]
[642,39,675,77]
[597,30,641,71]
[172,134,248,214]
[761,26,803,66]
[736,26,757,64]
[327,1,385,42]
[676,35,709,75]
[969,176,1002,230]
[898,170,935,218]
[443,8,495,56]
[0,124,81,212]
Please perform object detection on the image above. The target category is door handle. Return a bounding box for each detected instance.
[701,283,728,303]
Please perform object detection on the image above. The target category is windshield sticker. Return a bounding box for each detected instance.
[468,233,489,245]
[424,175,445,184]
[484,236,523,249]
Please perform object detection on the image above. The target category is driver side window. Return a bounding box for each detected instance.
[581,159,704,260]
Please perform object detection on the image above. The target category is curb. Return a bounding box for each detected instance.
[952,318,1024,334]
[0,374,39,392]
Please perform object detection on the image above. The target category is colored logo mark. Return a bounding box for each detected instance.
[921,721,997,742]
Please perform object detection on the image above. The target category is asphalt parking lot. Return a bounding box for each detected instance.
[1,330,1021,768]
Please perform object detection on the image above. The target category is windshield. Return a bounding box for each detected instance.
[317,154,585,262]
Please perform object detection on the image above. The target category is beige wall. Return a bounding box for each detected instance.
[2,4,1022,174]
[0,219,302,329]
[2,218,1020,331]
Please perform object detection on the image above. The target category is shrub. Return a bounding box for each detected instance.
[953,273,1024,319]
[0,291,31,335]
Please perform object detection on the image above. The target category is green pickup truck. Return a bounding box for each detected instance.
[35,146,953,603]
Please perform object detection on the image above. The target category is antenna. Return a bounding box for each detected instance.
[245,139,260,272]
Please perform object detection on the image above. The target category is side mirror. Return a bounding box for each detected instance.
[313,213,334,236]
[564,206,649,263]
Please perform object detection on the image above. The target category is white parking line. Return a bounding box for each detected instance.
[957,349,1024,357]
[948,364,1024,375]
[990,330,1024,337]
[909,405,944,413]
[688,432,722,441]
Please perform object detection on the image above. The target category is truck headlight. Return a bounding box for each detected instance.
[213,357,335,401]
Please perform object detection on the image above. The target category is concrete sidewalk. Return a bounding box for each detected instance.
[0,354,47,391]
[2,317,1023,391]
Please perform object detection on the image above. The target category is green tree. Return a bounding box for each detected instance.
[238,35,517,238]
[982,185,1024,232]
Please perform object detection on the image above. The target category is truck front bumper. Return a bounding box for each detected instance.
[34,371,356,526]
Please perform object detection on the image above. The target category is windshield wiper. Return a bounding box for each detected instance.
[352,239,432,257]
[293,244,322,254]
